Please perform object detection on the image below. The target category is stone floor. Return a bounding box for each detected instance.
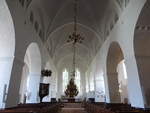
[60,103,87,113]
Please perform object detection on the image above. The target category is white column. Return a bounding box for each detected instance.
[26,73,41,103]
[6,57,24,108]
[125,57,144,108]
[0,57,14,108]
[107,72,121,103]
[80,72,86,98]
[57,71,63,98]
[19,64,29,103]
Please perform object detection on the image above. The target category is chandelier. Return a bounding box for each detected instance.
[65,0,84,98]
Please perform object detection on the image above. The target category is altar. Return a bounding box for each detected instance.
[60,97,82,103]
[67,98,75,102]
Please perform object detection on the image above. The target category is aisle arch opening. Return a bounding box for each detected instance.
[107,42,129,104]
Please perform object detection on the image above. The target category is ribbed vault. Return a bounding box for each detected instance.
[19,0,130,69]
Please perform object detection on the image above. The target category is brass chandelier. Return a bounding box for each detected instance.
[65,0,84,98]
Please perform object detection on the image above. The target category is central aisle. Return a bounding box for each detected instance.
[60,103,87,113]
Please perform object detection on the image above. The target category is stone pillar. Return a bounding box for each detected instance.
[107,72,121,103]
[5,57,24,108]
[125,57,144,108]
[26,73,41,103]
[135,56,150,108]
[80,72,86,97]
[0,57,14,108]
[57,71,63,98]
[19,64,29,104]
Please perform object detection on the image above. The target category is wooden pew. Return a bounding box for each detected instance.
[105,103,133,112]
[104,103,150,113]
[85,102,150,113]
[85,102,115,113]
[0,109,35,113]
[0,102,61,113]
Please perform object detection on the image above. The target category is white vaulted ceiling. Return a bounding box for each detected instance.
[24,0,129,70]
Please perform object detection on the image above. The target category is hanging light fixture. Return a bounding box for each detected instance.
[65,0,84,99]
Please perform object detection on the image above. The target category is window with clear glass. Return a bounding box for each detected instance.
[62,69,69,92]
[75,69,81,93]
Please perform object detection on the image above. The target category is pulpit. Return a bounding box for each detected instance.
[39,83,49,103]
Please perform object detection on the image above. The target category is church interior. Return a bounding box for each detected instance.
[0,0,150,113]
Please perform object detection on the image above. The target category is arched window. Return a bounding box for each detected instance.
[75,69,81,93]
[62,69,69,92]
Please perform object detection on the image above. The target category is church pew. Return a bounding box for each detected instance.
[85,102,115,113]
[18,102,53,108]
[105,103,150,113]
[41,104,61,113]
[84,102,150,113]
[92,102,106,108]
[0,109,35,113]
[105,103,134,112]
[0,103,61,113]
[0,107,41,113]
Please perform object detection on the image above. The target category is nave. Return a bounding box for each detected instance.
[1,0,150,112]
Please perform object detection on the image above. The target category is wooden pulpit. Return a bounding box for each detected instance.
[39,83,49,103]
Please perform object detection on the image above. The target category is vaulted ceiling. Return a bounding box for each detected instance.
[20,0,129,70]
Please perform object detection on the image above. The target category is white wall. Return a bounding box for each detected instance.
[57,67,86,99]
[95,74,105,102]
[26,73,41,103]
